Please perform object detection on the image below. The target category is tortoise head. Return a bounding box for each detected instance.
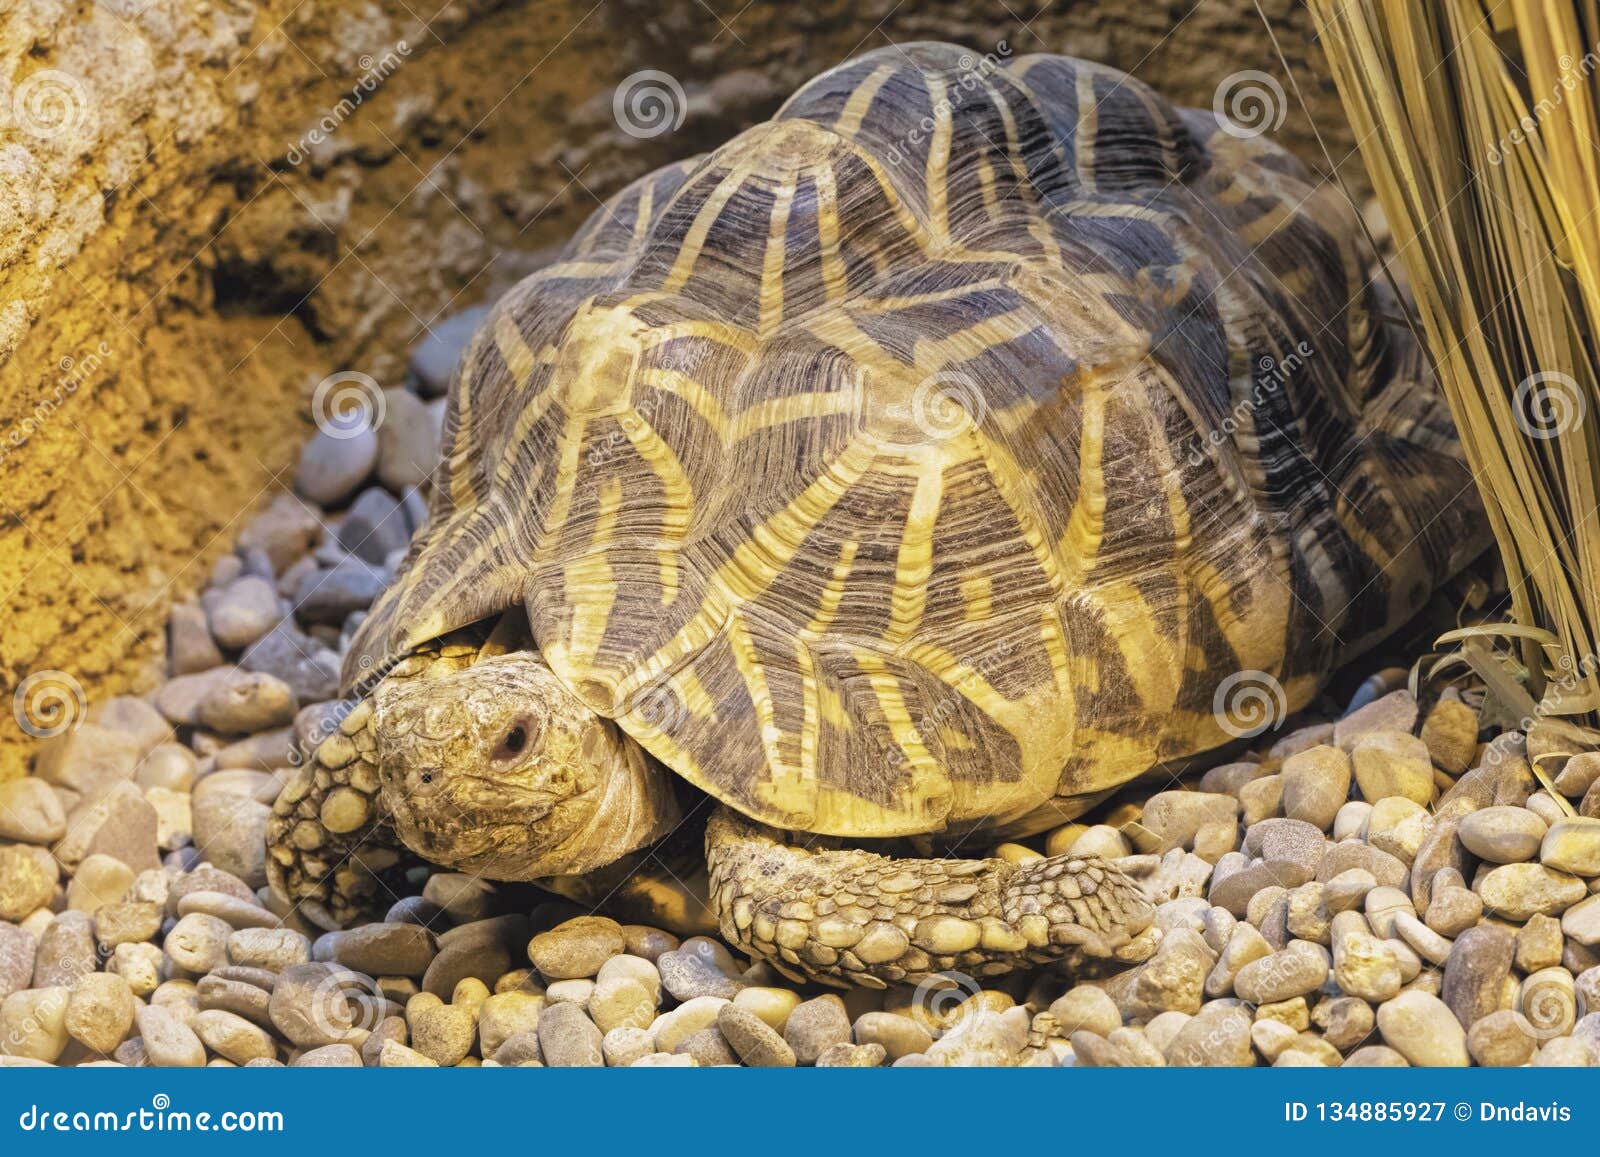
[371,645,681,879]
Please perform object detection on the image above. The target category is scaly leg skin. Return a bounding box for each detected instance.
[705,807,1155,989]
[265,634,483,930]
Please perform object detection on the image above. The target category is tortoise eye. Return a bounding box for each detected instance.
[493,718,539,761]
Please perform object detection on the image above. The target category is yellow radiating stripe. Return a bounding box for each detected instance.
[618,409,693,604]
[912,306,1038,367]
[805,538,859,635]
[758,182,796,339]
[1059,382,1106,572]
[1096,577,1180,716]
[632,181,656,245]
[730,389,858,441]
[903,639,1015,721]
[972,433,1066,598]
[1074,66,1099,190]
[640,317,760,355]
[884,458,943,645]
[1039,605,1073,695]
[833,63,896,138]
[959,573,992,622]
[533,410,590,564]
[637,367,731,441]
[561,476,622,671]
[671,667,715,719]
[852,650,942,784]
[726,609,785,779]
[976,72,1065,266]
[925,73,952,240]
[662,167,749,293]
[853,277,1006,313]
[494,310,539,388]
[814,164,848,304]
[614,441,877,700]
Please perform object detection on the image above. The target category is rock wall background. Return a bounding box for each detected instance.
[0,0,1356,776]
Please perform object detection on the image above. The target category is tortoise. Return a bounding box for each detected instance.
[267,43,1487,989]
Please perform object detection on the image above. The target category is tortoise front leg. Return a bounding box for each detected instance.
[266,697,413,930]
[704,807,1154,988]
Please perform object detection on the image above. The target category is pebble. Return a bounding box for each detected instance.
[1233,941,1329,1004]
[1164,1001,1253,1066]
[239,623,340,704]
[338,486,413,564]
[478,992,544,1057]
[1541,817,1600,876]
[295,426,378,506]
[815,1041,887,1067]
[64,972,135,1054]
[1441,924,1515,1028]
[657,946,744,1001]
[1351,730,1435,806]
[1377,990,1469,1066]
[0,924,36,1000]
[293,556,388,624]
[66,854,135,915]
[228,928,311,971]
[1139,791,1239,851]
[781,995,851,1065]
[1420,697,1479,775]
[135,1004,206,1067]
[590,976,658,1034]
[1565,893,1600,946]
[1478,863,1587,920]
[0,845,56,920]
[410,1003,475,1065]
[195,670,296,735]
[168,601,225,674]
[0,778,67,844]
[316,923,437,977]
[538,1000,603,1067]
[527,916,625,980]
[410,305,489,396]
[193,1008,277,1064]
[376,388,437,491]
[292,1043,362,1067]
[1334,690,1417,751]
[1280,746,1351,832]
[378,1040,438,1067]
[207,576,283,650]
[1458,806,1548,863]
[191,792,271,889]
[110,942,163,996]
[0,987,70,1061]
[164,913,233,974]
[602,1026,654,1068]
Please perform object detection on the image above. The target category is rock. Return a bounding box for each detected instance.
[589,976,657,1034]
[731,986,800,1033]
[0,846,55,920]
[177,890,276,930]
[1205,921,1272,997]
[1377,990,1468,1066]
[538,1000,603,1067]
[1343,1044,1409,1066]
[1049,984,1123,1036]
[1516,913,1565,972]
[64,972,134,1054]
[293,556,387,625]
[1318,841,1408,889]
[1458,806,1547,863]
[1102,928,1212,1019]
[1139,791,1239,851]
[0,987,69,1061]
[478,992,544,1057]
[1441,924,1515,1028]
[1466,1008,1537,1067]
[1233,941,1329,1005]
[34,912,96,987]
[33,722,142,799]
[621,925,678,962]
[783,994,851,1065]
[239,622,340,704]
[65,853,135,915]
[1280,746,1351,831]
[1238,775,1283,824]
[135,1004,206,1067]
[1556,751,1600,798]
[1331,913,1402,1002]
[1351,731,1435,806]
[1334,690,1418,751]
[1425,884,1483,937]
[292,1043,362,1067]
[657,946,744,1001]
[135,743,197,793]
[1164,1000,1253,1066]
[0,779,67,844]
[165,913,233,974]
[207,576,283,650]
[228,928,311,971]
[1392,913,1452,967]
[0,924,36,1000]
[110,942,164,996]
[315,923,437,977]
[195,670,296,734]
[410,305,490,396]
[527,916,625,980]
[168,601,225,675]
[337,486,413,564]
[1311,995,1374,1051]
[378,1040,438,1067]
[190,792,270,889]
[651,996,728,1054]
[1420,697,1479,775]
[376,388,437,491]
[295,425,378,506]
[237,494,321,574]
[1541,816,1600,876]
[410,1003,475,1065]
[60,782,160,873]
[1565,893,1600,946]
[815,1041,888,1067]
[420,936,510,999]
[601,1026,654,1068]
[1534,1037,1596,1067]
[193,1008,276,1064]
[267,962,370,1048]
[1333,801,1373,841]
[1323,868,1377,913]
[1478,862,1587,920]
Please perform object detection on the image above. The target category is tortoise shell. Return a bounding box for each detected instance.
[348,43,1481,838]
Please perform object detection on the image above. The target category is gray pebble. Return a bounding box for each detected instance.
[295,427,378,507]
